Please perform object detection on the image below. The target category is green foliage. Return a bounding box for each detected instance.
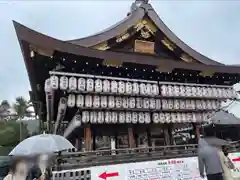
[0,120,29,147]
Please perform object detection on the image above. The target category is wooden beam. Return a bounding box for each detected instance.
[84,125,92,151]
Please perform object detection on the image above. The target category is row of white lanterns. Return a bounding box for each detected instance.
[45,76,237,99]
[67,94,221,110]
[80,111,212,124]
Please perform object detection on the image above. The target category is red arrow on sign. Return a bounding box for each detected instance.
[232,157,240,162]
[99,171,119,180]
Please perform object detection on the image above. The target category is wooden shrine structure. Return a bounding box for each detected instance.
[14,0,240,153]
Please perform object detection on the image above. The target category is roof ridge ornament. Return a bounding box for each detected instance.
[130,0,149,13]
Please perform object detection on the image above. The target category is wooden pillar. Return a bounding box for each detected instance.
[195,124,201,139]
[84,125,92,151]
[163,124,170,145]
[128,125,135,148]
[168,124,174,145]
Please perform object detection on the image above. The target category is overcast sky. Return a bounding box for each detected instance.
[0,1,240,108]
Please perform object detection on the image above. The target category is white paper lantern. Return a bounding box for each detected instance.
[222,88,227,98]
[187,113,193,122]
[126,112,132,123]
[165,113,171,123]
[161,85,167,96]
[86,79,94,92]
[171,113,177,123]
[110,80,118,93]
[146,84,151,95]
[132,82,139,94]
[196,87,202,97]
[95,79,103,93]
[159,113,165,123]
[215,100,221,109]
[185,86,192,97]
[181,113,186,123]
[207,87,213,97]
[179,100,186,109]
[118,81,125,94]
[211,100,216,109]
[153,113,159,123]
[196,100,202,110]
[206,100,212,110]
[90,111,97,124]
[217,88,222,98]
[125,82,133,94]
[143,98,150,109]
[156,99,161,110]
[69,77,77,91]
[176,113,182,123]
[185,100,191,110]
[119,112,125,123]
[167,85,173,97]
[201,100,206,109]
[168,100,174,110]
[50,75,59,90]
[138,112,145,124]
[144,113,151,124]
[67,94,75,107]
[122,98,129,108]
[162,99,168,110]
[108,96,115,108]
[151,84,159,96]
[202,87,208,97]
[140,83,146,95]
[174,100,180,110]
[76,95,84,108]
[173,85,180,97]
[82,111,90,123]
[93,95,100,108]
[136,98,143,109]
[191,86,197,97]
[97,111,104,124]
[132,112,138,124]
[85,95,93,108]
[111,112,118,124]
[103,79,110,93]
[105,111,111,124]
[179,85,185,97]
[212,87,218,97]
[44,78,52,93]
[149,98,156,109]
[226,89,233,98]
[78,78,86,92]
[192,113,197,122]
[129,97,136,109]
[190,100,195,110]
[115,97,122,108]
[100,96,107,108]
[60,76,68,90]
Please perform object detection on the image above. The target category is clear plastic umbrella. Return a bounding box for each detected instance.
[9,133,75,156]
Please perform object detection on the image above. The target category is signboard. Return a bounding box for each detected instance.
[91,157,206,180]
[229,152,240,180]
[53,152,240,180]
[134,40,155,54]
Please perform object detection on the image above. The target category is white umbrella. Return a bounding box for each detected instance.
[9,133,75,156]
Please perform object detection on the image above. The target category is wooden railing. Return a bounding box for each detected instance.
[52,141,240,171]
[53,144,198,170]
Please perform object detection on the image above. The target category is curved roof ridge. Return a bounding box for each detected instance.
[144,3,223,66]
[67,8,145,47]
[13,21,240,75]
